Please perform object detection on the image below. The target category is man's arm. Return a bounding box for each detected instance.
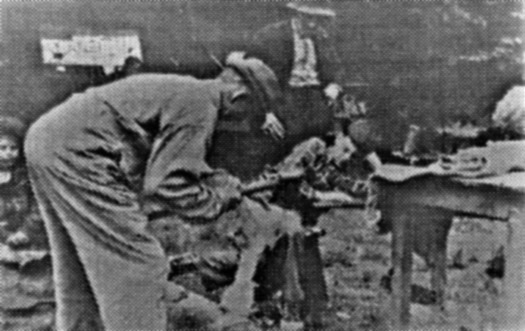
[142,93,241,222]
[141,127,234,222]
[316,34,345,103]
[248,22,289,140]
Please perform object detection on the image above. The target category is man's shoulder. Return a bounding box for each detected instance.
[123,73,200,85]
[92,73,216,104]
[98,73,206,93]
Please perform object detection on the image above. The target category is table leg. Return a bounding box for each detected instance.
[430,233,448,308]
[427,211,453,308]
[389,206,414,330]
[501,210,525,330]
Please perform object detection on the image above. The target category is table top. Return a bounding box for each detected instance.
[374,164,525,193]
[373,164,525,219]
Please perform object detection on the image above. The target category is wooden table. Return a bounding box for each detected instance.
[373,165,525,330]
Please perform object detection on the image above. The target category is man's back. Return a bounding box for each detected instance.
[91,74,217,124]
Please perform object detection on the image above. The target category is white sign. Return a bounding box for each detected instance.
[41,30,142,73]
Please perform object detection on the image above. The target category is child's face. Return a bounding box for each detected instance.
[0,136,19,168]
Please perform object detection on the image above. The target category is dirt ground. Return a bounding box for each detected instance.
[0,208,509,330]
[318,209,507,331]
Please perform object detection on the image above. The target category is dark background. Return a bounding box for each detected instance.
[0,0,522,169]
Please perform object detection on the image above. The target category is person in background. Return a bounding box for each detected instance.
[102,56,143,84]
[25,52,302,331]
[116,56,143,78]
[207,52,285,179]
[0,117,34,249]
[249,1,345,161]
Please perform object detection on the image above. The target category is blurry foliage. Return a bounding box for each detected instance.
[424,0,522,66]
[336,0,524,149]
[0,0,522,150]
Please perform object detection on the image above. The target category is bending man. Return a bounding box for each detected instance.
[25,54,290,330]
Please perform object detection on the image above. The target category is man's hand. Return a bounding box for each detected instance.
[326,133,356,167]
[324,83,342,105]
[261,112,285,140]
[207,171,242,211]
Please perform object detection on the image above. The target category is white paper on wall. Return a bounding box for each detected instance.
[41,30,142,74]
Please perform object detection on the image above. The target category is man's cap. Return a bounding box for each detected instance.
[225,52,282,112]
[286,2,336,17]
[0,116,26,140]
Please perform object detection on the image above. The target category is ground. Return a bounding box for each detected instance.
[0,209,509,330]
[318,209,507,331]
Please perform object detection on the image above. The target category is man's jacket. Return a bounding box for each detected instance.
[250,20,344,90]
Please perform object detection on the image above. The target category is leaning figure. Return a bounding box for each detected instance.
[25,53,302,331]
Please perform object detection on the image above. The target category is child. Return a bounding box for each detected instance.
[0,117,37,248]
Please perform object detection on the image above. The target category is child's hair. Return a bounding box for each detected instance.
[0,116,26,162]
[0,115,24,133]
[0,131,20,143]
